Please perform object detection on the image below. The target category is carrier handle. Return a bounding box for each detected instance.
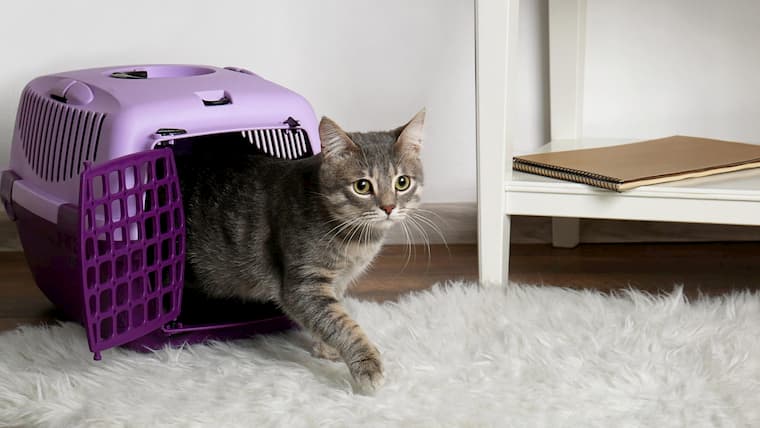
[202,96,232,106]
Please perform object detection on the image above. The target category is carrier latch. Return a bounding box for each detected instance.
[284,117,300,129]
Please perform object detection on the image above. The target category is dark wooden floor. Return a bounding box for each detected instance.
[2,242,760,331]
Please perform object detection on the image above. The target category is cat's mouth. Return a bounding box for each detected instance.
[373,214,404,228]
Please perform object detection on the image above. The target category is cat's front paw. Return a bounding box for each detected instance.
[349,355,385,394]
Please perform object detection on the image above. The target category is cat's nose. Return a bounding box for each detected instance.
[380,205,396,215]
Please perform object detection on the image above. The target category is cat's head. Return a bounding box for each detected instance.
[318,110,425,232]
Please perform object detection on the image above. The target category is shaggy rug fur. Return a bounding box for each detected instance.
[1,283,759,427]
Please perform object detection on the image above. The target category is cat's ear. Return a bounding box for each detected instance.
[395,109,426,155]
[319,117,358,159]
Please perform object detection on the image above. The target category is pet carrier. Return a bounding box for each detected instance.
[1,64,321,360]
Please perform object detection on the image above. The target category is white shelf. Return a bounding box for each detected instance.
[505,139,760,225]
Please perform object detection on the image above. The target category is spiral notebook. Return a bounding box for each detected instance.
[512,136,760,192]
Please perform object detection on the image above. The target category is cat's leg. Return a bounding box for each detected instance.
[311,339,341,361]
[280,277,384,393]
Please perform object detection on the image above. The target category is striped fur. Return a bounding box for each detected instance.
[176,111,425,392]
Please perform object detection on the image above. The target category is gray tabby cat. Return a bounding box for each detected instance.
[178,110,425,392]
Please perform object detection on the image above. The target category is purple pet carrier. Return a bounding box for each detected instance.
[1,64,321,360]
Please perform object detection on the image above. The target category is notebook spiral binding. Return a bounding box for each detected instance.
[512,159,623,192]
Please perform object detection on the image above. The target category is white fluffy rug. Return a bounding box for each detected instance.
[2,283,760,427]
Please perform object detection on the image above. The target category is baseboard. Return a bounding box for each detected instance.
[0,213,20,251]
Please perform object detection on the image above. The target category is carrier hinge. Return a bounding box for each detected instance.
[0,170,20,221]
[155,128,187,137]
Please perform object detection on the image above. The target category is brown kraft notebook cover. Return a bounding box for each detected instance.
[512,136,760,192]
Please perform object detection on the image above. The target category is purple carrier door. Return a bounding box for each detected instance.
[79,149,185,360]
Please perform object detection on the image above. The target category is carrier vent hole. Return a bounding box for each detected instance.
[85,211,93,231]
[147,298,159,320]
[159,211,170,235]
[96,232,110,256]
[89,296,96,314]
[116,311,129,334]
[161,265,173,288]
[125,166,137,189]
[112,226,123,242]
[146,243,157,268]
[132,304,144,326]
[160,237,171,261]
[100,318,113,340]
[111,200,123,223]
[115,283,128,306]
[131,277,144,299]
[139,162,152,184]
[155,158,167,179]
[173,208,182,229]
[115,255,127,278]
[130,250,143,272]
[143,190,154,211]
[174,261,183,283]
[126,195,139,218]
[98,260,112,285]
[129,221,142,240]
[147,270,158,293]
[85,238,95,260]
[108,170,121,195]
[157,185,168,208]
[162,292,174,313]
[99,289,112,313]
[86,267,96,289]
[95,204,106,224]
[144,216,157,240]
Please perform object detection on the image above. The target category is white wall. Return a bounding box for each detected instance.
[582,0,760,142]
[0,0,476,203]
[514,0,551,154]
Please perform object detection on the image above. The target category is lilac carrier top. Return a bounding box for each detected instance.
[8,64,321,225]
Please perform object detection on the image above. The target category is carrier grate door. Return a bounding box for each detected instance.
[79,149,185,360]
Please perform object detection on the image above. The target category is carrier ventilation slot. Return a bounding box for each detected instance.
[241,128,311,159]
[17,88,105,182]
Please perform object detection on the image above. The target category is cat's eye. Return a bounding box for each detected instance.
[395,175,412,191]
[353,179,373,195]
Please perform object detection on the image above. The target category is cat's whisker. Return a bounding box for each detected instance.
[398,221,413,273]
[405,216,432,268]
[364,222,374,248]
[341,220,367,257]
[414,208,450,228]
[410,212,451,258]
[321,217,359,242]
[321,216,365,248]
[358,220,368,248]
[410,212,447,243]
